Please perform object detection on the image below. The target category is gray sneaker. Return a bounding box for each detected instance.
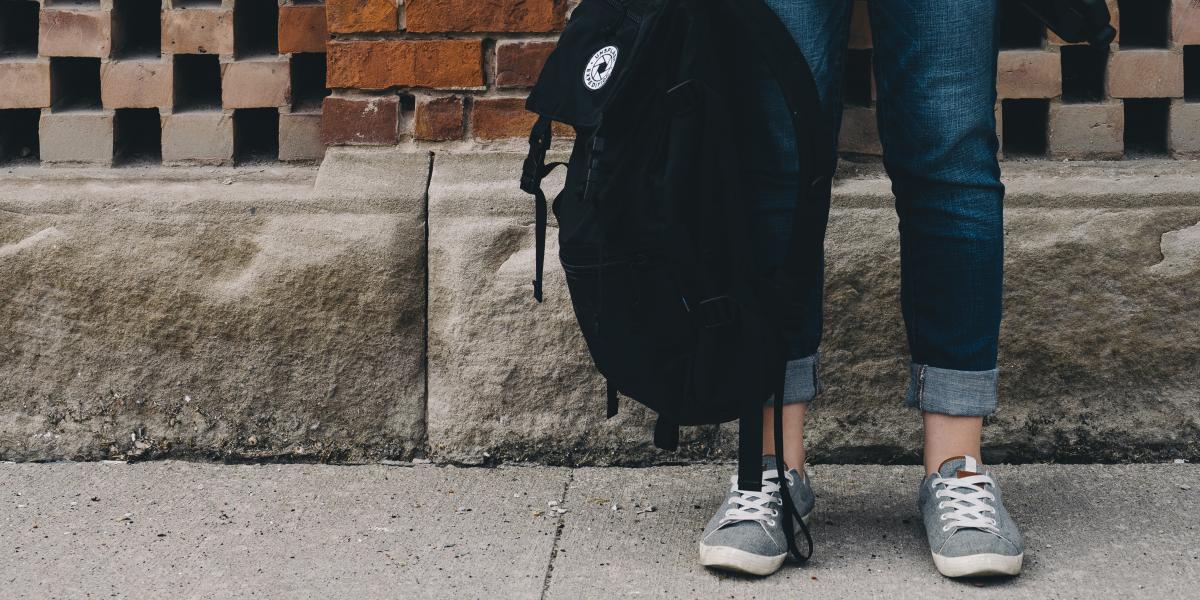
[919,455,1024,578]
[698,456,815,576]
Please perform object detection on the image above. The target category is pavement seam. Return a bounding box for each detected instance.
[420,150,435,457]
[538,469,575,600]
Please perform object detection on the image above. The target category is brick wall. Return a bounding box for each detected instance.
[0,0,330,166]
[2,1,1200,165]
[323,0,1200,160]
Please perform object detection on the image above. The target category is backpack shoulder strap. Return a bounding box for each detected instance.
[520,116,567,302]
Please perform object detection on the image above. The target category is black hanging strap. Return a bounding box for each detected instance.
[653,417,679,451]
[520,116,567,302]
[773,348,813,564]
[606,380,620,418]
[737,396,763,493]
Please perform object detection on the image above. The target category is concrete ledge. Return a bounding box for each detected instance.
[0,159,428,461]
[1,153,1199,464]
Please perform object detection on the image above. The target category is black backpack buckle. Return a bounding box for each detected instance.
[695,295,739,329]
[521,120,553,195]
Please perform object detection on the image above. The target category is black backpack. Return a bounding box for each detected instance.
[520,0,830,562]
[518,0,1115,565]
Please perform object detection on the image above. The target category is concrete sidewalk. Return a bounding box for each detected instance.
[1,462,1197,599]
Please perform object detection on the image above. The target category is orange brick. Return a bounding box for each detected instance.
[496,41,555,89]
[470,97,570,140]
[326,0,398,34]
[101,60,171,109]
[997,50,1061,99]
[327,40,484,90]
[1107,49,1184,98]
[163,9,234,55]
[0,61,51,109]
[1174,0,1200,45]
[322,96,399,145]
[406,0,567,33]
[222,59,291,108]
[279,5,328,54]
[39,9,112,57]
[415,96,465,141]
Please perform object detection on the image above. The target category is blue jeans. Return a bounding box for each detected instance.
[753,0,1004,417]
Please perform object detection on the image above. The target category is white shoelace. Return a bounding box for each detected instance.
[719,469,792,528]
[931,472,999,533]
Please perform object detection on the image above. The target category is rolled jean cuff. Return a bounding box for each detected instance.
[904,363,998,417]
[765,353,822,406]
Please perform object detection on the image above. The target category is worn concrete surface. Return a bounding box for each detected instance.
[0,461,570,599]
[426,154,1200,465]
[2,153,1200,464]
[0,153,428,462]
[0,462,1196,599]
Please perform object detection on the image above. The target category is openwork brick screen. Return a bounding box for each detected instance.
[0,0,329,166]
[2,0,1200,165]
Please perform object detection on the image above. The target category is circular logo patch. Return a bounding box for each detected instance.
[583,46,619,91]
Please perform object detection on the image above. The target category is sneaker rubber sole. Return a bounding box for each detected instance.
[931,551,1023,578]
[698,514,811,576]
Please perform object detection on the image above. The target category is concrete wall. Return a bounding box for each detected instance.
[1,150,1198,464]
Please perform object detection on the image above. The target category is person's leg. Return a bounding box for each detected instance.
[748,0,854,471]
[867,0,1004,466]
[699,0,852,576]
[869,0,1023,577]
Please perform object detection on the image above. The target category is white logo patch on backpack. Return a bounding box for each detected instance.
[583,46,619,91]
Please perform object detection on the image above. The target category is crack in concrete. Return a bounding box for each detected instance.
[539,469,575,600]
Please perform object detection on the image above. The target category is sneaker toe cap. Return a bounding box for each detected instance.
[937,528,1022,558]
[701,521,784,557]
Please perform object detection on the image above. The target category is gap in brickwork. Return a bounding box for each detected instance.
[234,108,278,163]
[0,1,39,57]
[171,0,223,7]
[44,0,101,7]
[291,53,329,112]
[1061,44,1108,103]
[1123,99,1170,157]
[234,0,280,58]
[114,108,162,166]
[173,54,222,111]
[1002,99,1048,157]
[0,109,40,165]
[998,2,1045,49]
[1115,0,1170,48]
[1186,46,1200,102]
[843,49,872,107]
[112,0,163,59]
[50,58,102,111]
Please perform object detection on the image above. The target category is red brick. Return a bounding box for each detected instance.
[322,95,400,145]
[1107,50,1184,98]
[496,41,555,89]
[470,97,570,140]
[222,59,291,108]
[326,0,398,34]
[1174,0,1200,45]
[39,9,112,57]
[279,5,329,54]
[327,40,484,90]
[406,0,567,33]
[101,60,171,109]
[163,9,234,55]
[40,111,114,165]
[997,50,1061,99]
[0,61,51,109]
[414,96,465,141]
